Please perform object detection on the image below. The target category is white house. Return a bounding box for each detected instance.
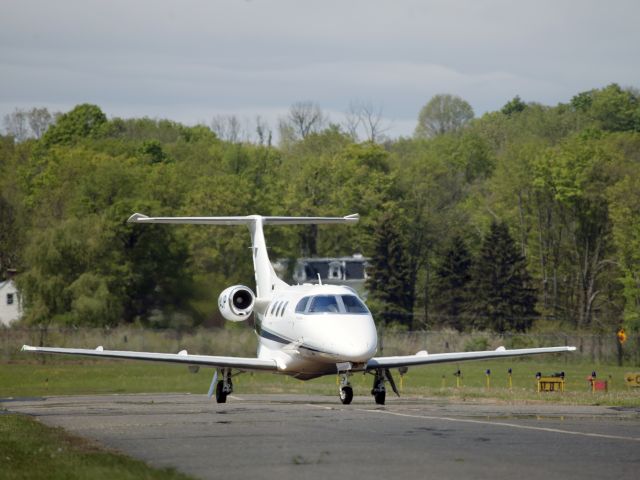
[274,254,370,298]
[0,279,22,326]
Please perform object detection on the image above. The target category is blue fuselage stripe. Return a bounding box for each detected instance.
[259,328,289,345]
[258,328,327,355]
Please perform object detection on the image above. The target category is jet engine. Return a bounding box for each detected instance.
[218,285,255,322]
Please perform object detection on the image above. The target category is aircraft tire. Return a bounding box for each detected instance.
[340,386,353,405]
[374,391,386,405]
[215,380,228,403]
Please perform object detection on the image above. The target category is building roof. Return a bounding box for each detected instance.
[0,279,18,292]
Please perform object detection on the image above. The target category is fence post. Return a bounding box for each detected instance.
[617,333,623,367]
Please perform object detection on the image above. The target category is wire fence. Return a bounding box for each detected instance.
[376,330,635,365]
[1,326,636,365]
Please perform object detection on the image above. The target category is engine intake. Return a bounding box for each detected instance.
[218,285,255,322]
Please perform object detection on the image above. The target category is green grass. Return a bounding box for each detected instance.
[2,357,639,406]
[0,414,193,480]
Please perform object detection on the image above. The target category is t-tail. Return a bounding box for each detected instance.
[127,213,359,301]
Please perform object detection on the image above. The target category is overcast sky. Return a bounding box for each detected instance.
[2,0,639,138]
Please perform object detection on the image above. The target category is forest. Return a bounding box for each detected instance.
[1,84,639,336]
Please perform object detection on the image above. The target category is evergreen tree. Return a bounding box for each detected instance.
[366,212,416,328]
[432,236,472,331]
[470,221,537,332]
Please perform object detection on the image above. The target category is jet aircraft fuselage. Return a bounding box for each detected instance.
[255,283,378,379]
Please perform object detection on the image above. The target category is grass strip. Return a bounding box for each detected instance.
[0,414,193,480]
[1,359,639,406]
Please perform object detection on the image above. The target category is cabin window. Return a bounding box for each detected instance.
[308,295,339,313]
[341,295,368,314]
[6,293,14,305]
[295,297,310,313]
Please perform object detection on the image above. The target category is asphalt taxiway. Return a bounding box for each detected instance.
[2,394,639,479]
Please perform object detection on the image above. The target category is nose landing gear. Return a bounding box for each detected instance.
[339,371,353,405]
[340,385,353,404]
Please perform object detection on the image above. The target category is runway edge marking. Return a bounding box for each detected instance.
[306,404,335,410]
[356,408,640,443]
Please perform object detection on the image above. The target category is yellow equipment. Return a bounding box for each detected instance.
[536,372,565,392]
[624,372,640,388]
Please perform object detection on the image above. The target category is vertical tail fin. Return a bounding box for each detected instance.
[247,216,288,297]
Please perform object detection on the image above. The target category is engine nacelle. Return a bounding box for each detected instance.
[218,285,255,322]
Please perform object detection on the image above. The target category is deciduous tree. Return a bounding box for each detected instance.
[278,101,327,144]
[42,104,107,146]
[414,94,474,139]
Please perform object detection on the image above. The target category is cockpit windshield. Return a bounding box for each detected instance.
[309,295,339,313]
[296,294,369,315]
[341,295,369,313]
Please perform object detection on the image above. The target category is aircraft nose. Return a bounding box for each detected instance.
[345,339,377,362]
[315,314,378,362]
[338,331,378,362]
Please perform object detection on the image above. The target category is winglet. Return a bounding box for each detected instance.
[127,213,149,223]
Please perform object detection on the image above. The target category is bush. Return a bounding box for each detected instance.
[464,336,489,352]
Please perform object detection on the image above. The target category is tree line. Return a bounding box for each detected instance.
[1,84,639,335]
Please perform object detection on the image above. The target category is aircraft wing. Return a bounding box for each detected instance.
[21,345,278,372]
[366,346,576,370]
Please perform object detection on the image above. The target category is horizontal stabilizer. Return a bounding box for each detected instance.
[127,213,359,225]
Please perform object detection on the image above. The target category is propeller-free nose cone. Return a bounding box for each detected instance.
[308,312,378,363]
[346,340,378,362]
[333,333,378,362]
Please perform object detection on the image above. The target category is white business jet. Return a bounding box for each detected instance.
[23,213,575,405]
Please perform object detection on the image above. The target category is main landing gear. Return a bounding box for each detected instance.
[211,368,233,403]
[370,368,400,405]
[337,368,401,405]
[371,370,386,405]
